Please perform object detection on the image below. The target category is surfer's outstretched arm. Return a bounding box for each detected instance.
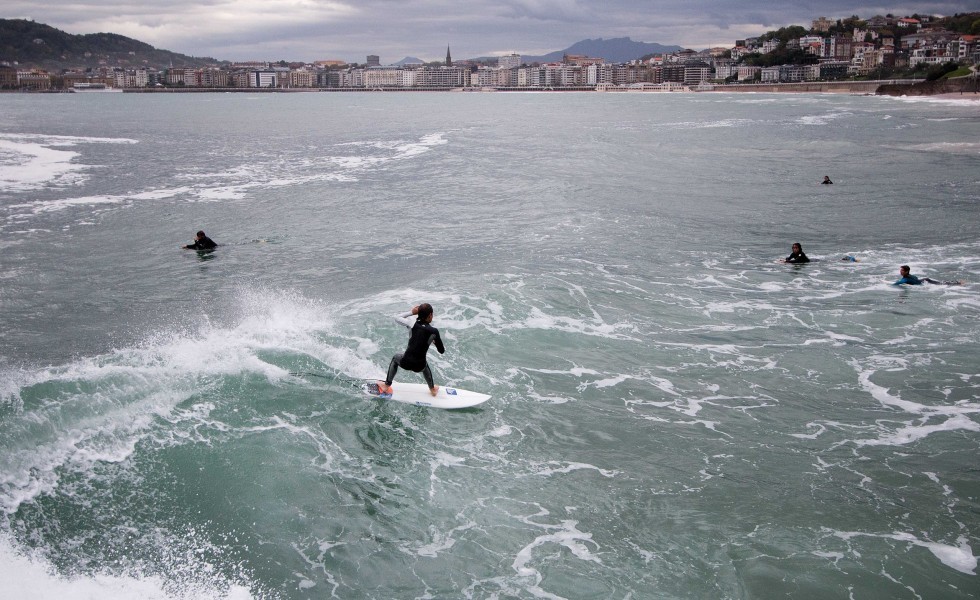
[393,305,424,329]
[393,310,414,329]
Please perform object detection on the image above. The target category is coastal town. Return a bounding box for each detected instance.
[1,12,978,92]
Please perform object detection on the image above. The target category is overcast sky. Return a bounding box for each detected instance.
[6,1,979,63]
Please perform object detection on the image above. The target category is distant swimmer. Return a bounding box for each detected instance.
[822,176,833,185]
[783,243,810,264]
[893,265,963,286]
[377,303,446,398]
[183,230,217,251]
[840,255,858,262]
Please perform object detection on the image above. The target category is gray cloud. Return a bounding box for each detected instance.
[4,0,978,63]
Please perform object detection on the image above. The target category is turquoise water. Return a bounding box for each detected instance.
[1,91,979,599]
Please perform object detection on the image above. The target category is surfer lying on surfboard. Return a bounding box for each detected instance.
[377,303,445,398]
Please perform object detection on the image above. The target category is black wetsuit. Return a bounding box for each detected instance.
[785,251,810,263]
[385,313,445,389]
[185,236,217,250]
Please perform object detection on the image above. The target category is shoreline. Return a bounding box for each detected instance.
[4,79,978,98]
[932,91,980,100]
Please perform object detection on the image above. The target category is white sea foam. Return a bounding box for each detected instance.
[523,306,635,340]
[329,132,448,170]
[848,358,980,447]
[0,533,255,600]
[665,118,757,129]
[0,133,139,146]
[580,374,630,390]
[0,286,378,515]
[900,142,980,155]
[797,111,851,125]
[11,193,131,214]
[1,132,446,228]
[412,520,476,557]
[791,422,830,439]
[0,140,84,192]
[828,529,977,575]
[524,461,618,478]
[511,511,601,593]
[855,414,980,447]
[525,391,575,404]
[0,133,136,193]
[885,94,980,108]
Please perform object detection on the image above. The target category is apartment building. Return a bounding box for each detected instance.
[737,66,761,81]
[249,70,277,88]
[497,54,521,69]
[17,70,52,90]
[0,65,20,88]
[200,68,229,88]
[114,68,149,88]
[414,66,467,87]
[363,66,401,88]
[761,67,780,82]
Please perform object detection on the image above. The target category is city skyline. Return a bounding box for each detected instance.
[4,1,979,64]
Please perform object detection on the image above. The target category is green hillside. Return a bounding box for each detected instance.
[0,19,222,70]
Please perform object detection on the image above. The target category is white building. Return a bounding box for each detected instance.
[498,54,521,69]
[762,39,781,54]
[415,66,467,87]
[363,67,401,88]
[586,63,614,85]
[761,66,780,82]
[683,66,711,85]
[737,65,761,81]
[471,67,500,87]
[250,71,277,88]
[400,69,417,87]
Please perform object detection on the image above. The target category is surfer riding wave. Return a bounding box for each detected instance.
[378,303,445,397]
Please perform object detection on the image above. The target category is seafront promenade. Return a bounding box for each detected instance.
[708,80,901,93]
[49,79,910,93]
[10,77,979,97]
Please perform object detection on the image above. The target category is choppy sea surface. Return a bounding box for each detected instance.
[1,90,979,599]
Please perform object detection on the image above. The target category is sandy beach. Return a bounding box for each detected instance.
[934,91,980,100]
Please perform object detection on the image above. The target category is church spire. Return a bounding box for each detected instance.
[446,45,452,67]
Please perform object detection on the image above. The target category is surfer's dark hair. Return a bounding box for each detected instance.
[417,303,433,321]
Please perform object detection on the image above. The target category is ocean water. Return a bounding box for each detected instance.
[1,90,979,599]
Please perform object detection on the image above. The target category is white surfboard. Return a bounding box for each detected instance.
[364,381,491,409]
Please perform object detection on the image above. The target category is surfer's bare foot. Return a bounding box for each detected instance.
[429,386,439,397]
[377,381,392,395]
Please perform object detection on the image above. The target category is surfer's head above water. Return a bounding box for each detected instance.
[416,303,434,323]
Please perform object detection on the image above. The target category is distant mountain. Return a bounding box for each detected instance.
[0,19,222,70]
[521,37,684,64]
[1,19,688,71]
[394,56,424,66]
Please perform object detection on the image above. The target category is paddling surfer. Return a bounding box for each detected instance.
[783,242,810,264]
[893,265,962,286]
[378,303,445,397]
[182,230,217,251]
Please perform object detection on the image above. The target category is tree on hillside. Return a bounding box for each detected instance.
[943,12,980,34]
[926,62,961,81]
[827,16,866,35]
[740,48,818,68]
[759,25,808,44]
